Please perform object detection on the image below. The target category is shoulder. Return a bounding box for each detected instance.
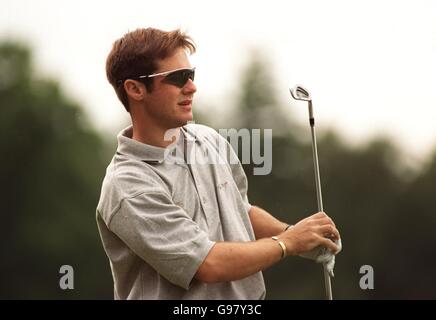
[96,156,168,224]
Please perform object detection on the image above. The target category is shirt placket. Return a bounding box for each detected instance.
[183,133,212,228]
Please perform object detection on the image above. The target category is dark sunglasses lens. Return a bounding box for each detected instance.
[163,69,195,88]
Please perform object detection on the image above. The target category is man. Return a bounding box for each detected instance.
[97,27,341,299]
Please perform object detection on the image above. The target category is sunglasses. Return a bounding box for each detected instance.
[118,67,195,88]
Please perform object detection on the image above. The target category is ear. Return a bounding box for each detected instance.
[124,80,146,102]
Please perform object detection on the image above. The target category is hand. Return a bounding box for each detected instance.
[281,212,341,256]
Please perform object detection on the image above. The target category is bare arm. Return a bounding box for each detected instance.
[195,212,340,283]
[195,238,283,283]
[248,205,289,239]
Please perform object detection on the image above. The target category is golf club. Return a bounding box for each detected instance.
[289,85,333,300]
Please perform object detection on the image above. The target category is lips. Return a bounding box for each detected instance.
[178,100,192,106]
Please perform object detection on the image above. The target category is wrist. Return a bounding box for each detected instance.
[284,224,293,231]
[271,236,287,259]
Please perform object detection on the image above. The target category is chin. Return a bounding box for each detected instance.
[171,118,192,128]
[180,113,194,125]
[165,110,193,128]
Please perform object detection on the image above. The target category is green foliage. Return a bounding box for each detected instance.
[0,41,112,298]
[231,49,297,135]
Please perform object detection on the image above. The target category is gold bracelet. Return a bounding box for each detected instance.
[272,236,287,259]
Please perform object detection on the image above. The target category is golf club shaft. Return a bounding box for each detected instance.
[310,125,323,212]
[310,121,333,300]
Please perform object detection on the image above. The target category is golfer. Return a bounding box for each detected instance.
[96,27,341,299]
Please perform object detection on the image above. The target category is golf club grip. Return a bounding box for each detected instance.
[324,264,333,300]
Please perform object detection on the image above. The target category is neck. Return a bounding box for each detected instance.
[131,117,181,148]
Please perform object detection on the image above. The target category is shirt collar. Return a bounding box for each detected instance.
[116,125,201,163]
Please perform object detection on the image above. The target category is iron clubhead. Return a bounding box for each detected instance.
[290,85,312,102]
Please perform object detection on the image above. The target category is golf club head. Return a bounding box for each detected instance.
[290,85,312,102]
[290,84,315,125]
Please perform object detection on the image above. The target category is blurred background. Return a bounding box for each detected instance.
[1,0,435,299]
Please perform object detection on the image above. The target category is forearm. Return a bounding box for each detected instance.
[248,205,288,239]
[195,212,341,284]
[195,238,283,283]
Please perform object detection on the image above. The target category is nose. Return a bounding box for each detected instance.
[182,79,196,95]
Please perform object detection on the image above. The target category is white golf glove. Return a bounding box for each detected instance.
[299,238,342,277]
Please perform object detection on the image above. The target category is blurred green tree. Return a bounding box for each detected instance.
[381,149,436,298]
[233,49,298,135]
[0,41,112,298]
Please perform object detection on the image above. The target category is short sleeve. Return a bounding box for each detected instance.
[108,191,215,290]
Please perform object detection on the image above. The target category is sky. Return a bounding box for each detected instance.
[1,0,436,162]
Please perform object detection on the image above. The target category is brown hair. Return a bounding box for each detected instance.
[106,28,196,112]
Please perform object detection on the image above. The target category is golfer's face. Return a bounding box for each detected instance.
[144,48,197,129]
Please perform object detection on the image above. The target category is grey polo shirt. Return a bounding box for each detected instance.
[96,123,266,299]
